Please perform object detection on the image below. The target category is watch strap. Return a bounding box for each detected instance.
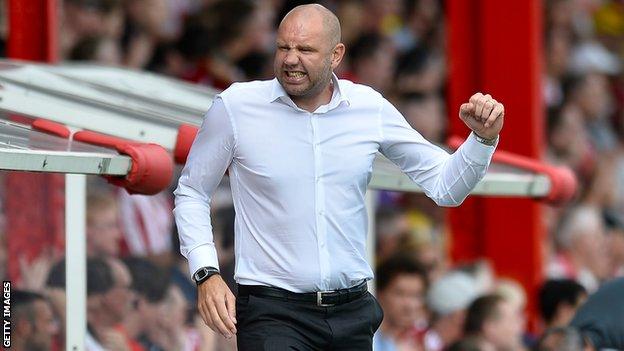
[474,133,498,146]
[193,266,220,286]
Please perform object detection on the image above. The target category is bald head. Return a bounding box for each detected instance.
[274,3,346,110]
[280,4,341,47]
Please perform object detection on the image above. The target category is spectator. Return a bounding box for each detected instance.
[394,47,445,97]
[86,189,123,258]
[375,206,411,262]
[464,294,525,351]
[538,279,587,329]
[122,257,172,351]
[69,35,122,65]
[45,259,68,350]
[568,72,618,152]
[374,254,429,351]
[157,284,205,351]
[345,32,396,94]
[61,0,122,59]
[425,271,479,351]
[11,290,59,351]
[546,103,594,178]
[400,93,446,144]
[548,205,610,292]
[179,0,273,89]
[85,257,136,351]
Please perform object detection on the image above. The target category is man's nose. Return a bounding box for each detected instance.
[283,50,299,66]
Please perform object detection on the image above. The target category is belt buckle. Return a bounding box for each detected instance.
[317,291,335,307]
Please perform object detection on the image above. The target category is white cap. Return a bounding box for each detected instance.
[570,41,621,75]
[427,271,479,316]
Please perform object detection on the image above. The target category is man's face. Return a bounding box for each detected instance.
[273,14,337,100]
[485,301,524,350]
[378,274,426,330]
[87,207,122,257]
[102,260,134,324]
[25,300,58,351]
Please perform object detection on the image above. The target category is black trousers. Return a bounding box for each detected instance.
[236,288,384,350]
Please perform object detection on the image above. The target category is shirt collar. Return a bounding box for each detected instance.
[269,73,351,110]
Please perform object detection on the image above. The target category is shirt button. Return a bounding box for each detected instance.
[319,210,325,215]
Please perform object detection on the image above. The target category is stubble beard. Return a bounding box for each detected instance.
[279,58,334,101]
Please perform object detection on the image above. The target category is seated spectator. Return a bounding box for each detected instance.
[11,290,59,351]
[69,35,122,65]
[157,284,203,351]
[123,257,172,351]
[394,47,445,97]
[400,93,446,144]
[464,294,525,351]
[61,0,121,59]
[548,205,610,292]
[345,32,396,94]
[87,189,123,258]
[374,254,429,351]
[425,271,479,351]
[45,259,69,349]
[538,279,587,329]
[86,257,137,351]
[375,206,411,262]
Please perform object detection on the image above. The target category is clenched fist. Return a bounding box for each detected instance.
[459,92,504,141]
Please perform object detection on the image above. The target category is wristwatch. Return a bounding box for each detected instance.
[193,266,220,286]
[474,133,498,146]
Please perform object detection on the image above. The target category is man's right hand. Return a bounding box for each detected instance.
[197,274,237,339]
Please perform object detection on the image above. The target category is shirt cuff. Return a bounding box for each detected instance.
[187,244,220,279]
[461,132,498,165]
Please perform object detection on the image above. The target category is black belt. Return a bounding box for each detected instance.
[237,281,368,307]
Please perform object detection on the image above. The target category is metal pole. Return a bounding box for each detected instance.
[65,174,86,351]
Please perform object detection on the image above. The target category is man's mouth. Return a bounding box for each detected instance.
[285,71,306,79]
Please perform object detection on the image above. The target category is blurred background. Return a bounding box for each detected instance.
[1,0,624,350]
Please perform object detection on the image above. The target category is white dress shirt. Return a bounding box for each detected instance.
[174,75,497,292]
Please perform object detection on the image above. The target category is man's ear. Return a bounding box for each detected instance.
[331,43,346,69]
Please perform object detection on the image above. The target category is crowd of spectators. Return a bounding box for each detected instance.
[2,0,624,350]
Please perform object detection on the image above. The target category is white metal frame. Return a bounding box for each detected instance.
[0,148,131,175]
[65,174,86,351]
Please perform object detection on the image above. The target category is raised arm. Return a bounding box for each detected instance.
[378,93,503,206]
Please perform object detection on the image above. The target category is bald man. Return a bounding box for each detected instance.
[174,4,504,350]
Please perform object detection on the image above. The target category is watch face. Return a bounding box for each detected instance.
[195,269,208,281]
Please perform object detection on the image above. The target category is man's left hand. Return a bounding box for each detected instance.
[459,92,504,140]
